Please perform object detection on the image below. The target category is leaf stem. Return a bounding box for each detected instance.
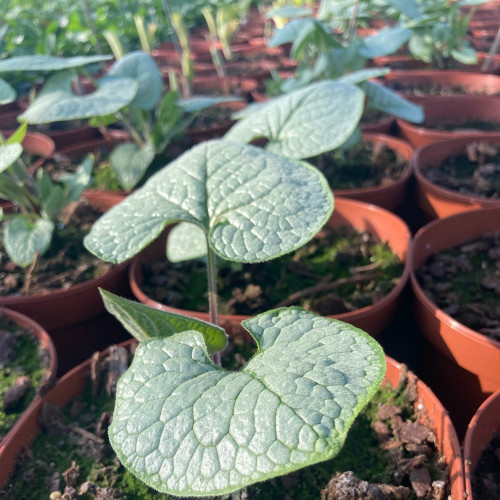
[206,241,221,366]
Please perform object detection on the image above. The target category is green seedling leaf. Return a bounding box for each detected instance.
[268,18,309,47]
[0,54,112,72]
[167,222,208,263]
[0,144,22,173]
[336,67,390,85]
[84,140,334,264]
[451,46,478,65]
[19,72,137,124]
[266,6,312,19]
[3,217,54,267]
[177,96,243,113]
[0,78,15,104]
[408,33,432,63]
[59,154,94,204]
[41,184,65,219]
[107,51,163,111]
[359,26,412,58]
[361,80,424,123]
[110,141,155,192]
[5,122,28,145]
[225,81,364,160]
[109,307,386,496]
[386,0,423,18]
[100,289,227,352]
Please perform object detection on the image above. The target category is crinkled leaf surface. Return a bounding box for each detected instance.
[224,81,364,160]
[109,307,386,497]
[100,289,227,353]
[0,78,15,104]
[107,51,163,111]
[0,54,111,72]
[166,222,208,263]
[0,144,22,173]
[110,141,155,192]
[361,80,424,123]
[19,72,137,124]
[84,140,334,264]
[4,217,54,267]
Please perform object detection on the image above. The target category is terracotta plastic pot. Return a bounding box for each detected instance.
[396,95,500,148]
[130,197,411,338]
[383,69,500,97]
[331,133,414,211]
[0,308,57,487]
[464,389,500,499]
[359,114,395,134]
[413,135,500,218]
[1,130,55,170]
[410,208,500,437]
[0,350,464,498]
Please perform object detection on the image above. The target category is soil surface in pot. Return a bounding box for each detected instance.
[0,316,50,440]
[387,80,493,97]
[0,344,450,499]
[360,108,391,125]
[142,225,404,316]
[421,141,500,200]
[472,430,500,499]
[416,231,500,341]
[422,119,500,132]
[305,139,409,190]
[0,200,113,296]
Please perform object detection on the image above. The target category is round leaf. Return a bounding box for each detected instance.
[110,141,155,191]
[109,307,386,496]
[107,51,163,111]
[224,81,365,160]
[84,140,334,264]
[0,143,23,173]
[19,72,138,124]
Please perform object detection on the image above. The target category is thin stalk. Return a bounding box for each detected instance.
[82,0,104,55]
[481,27,500,72]
[347,0,360,43]
[206,242,221,367]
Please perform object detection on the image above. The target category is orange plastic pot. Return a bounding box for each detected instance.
[130,198,411,338]
[410,208,500,435]
[464,389,500,499]
[0,308,57,488]
[0,350,464,497]
[332,133,414,211]
[383,69,500,97]
[413,135,500,218]
[396,96,500,148]
[1,130,55,170]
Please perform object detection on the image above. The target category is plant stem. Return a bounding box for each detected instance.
[482,27,500,72]
[206,242,221,367]
[82,0,103,55]
[347,0,360,43]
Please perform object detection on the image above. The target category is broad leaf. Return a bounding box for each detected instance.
[41,185,65,219]
[0,144,22,173]
[451,46,478,65]
[110,141,155,192]
[361,80,424,123]
[268,19,310,47]
[109,307,386,496]
[0,54,111,72]
[100,289,227,352]
[107,51,163,111]
[408,33,432,63]
[5,122,28,145]
[336,67,390,85]
[386,0,422,18]
[0,78,15,104]
[19,72,137,124]
[166,222,208,262]
[225,81,364,160]
[4,217,54,267]
[60,154,94,204]
[358,26,412,58]
[84,140,334,264]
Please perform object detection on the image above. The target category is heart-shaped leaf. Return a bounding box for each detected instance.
[0,144,23,173]
[19,72,137,124]
[166,222,208,263]
[361,80,424,123]
[84,140,334,264]
[100,289,227,352]
[110,141,156,192]
[0,54,112,72]
[4,217,54,267]
[109,307,386,497]
[107,51,163,111]
[0,78,16,104]
[224,81,364,160]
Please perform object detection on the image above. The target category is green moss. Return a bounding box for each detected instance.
[0,319,47,439]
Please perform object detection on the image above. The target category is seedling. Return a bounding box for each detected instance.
[84,85,386,495]
[0,124,93,272]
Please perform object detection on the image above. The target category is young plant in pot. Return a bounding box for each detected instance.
[18,51,243,194]
[83,135,390,497]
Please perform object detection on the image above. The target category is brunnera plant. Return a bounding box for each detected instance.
[83,83,386,496]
